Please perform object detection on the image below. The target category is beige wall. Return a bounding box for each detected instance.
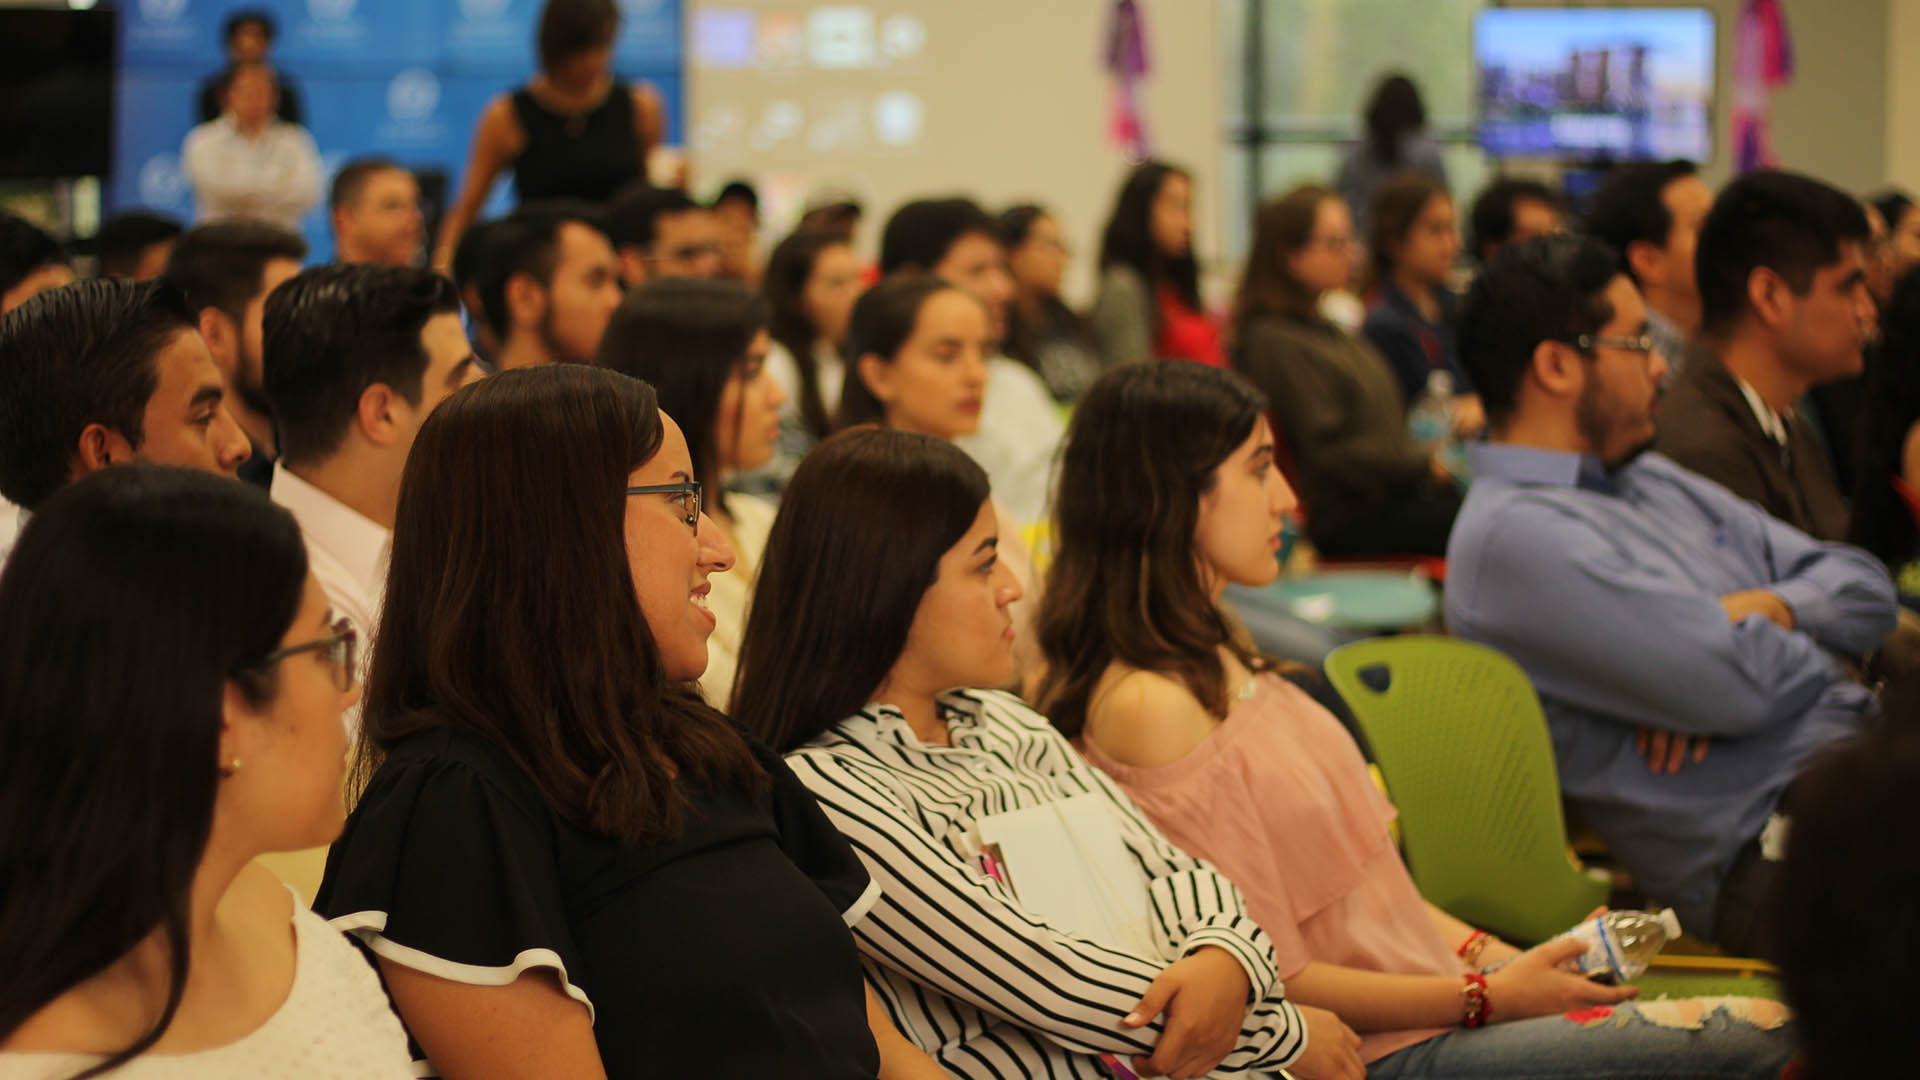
[1887,0,1920,192]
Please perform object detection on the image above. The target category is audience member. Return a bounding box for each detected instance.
[1468,177,1562,264]
[1585,160,1714,374]
[594,278,783,707]
[799,186,865,243]
[95,211,184,281]
[1363,172,1479,423]
[712,178,761,286]
[732,426,1357,1080]
[448,217,503,362]
[181,61,322,230]
[163,221,308,488]
[0,467,411,1077]
[763,228,861,450]
[330,158,425,268]
[0,279,251,520]
[195,8,304,126]
[1770,677,1920,1080]
[1848,265,1920,583]
[1871,189,1920,281]
[314,365,941,1077]
[0,212,73,315]
[880,196,1065,528]
[1040,362,1795,1079]
[999,203,1100,401]
[1448,232,1897,954]
[1652,170,1874,543]
[607,183,724,286]
[263,264,480,647]
[1091,160,1221,367]
[474,202,621,370]
[1337,73,1448,237]
[1232,185,1459,557]
[432,0,664,269]
[1862,197,1896,306]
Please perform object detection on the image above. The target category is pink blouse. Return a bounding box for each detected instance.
[1078,673,1466,1064]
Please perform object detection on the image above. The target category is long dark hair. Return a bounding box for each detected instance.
[998,204,1095,381]
[1035,363,1270,737]
[1368,171,1450,290]
[763,229,851,439]
[732,427,990,752]
[359,365,763,845]
[596,277,769,519]
[834,271,966,430]
[1099,160,1202,310]
[1363,73,1428,167]
[1234,184,1339,327]
[1850,266,1920,567]
[0,466,306,1077]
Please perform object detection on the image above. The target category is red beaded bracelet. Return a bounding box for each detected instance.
[1456,929,1490,967]
[1461,972,1491,1028]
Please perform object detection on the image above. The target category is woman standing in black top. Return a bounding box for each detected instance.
[432,0,664,270]
[315,366,946,1079]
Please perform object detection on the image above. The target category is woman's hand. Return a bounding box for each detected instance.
[1485,937,1639,1022]
[1120,946,1250,1079]
[1287,1005,1365,1080]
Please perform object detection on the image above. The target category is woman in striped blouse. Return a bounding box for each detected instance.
[733,425,1363,1080]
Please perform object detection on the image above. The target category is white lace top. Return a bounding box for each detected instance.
[0,900,414,1079]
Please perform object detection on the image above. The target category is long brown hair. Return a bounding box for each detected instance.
[1368,171,1450,290]
[732,427,990,753]
[1233,184,1339,328]
[358,365,762,845]
[763,228,851,439]
[1035,363,1270,737]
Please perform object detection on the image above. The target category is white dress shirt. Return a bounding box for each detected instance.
[956,357,1065,529]
[181,115,322,230]
[270,464,390,733]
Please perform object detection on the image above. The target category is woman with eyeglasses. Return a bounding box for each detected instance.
[313,366,946,1079]
[595,276,786,708]
[0,466,411,1078]
[998,204,1100,402]
[1232,184,1461,558]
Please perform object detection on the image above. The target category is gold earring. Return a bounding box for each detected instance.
[220,758,243,778]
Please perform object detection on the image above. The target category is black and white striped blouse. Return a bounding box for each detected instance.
[785,688,1308,1079]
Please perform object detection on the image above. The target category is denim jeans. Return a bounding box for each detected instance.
[1365,1003,1796,1080]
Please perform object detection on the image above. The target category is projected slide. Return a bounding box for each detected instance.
[1475,8,1714,162]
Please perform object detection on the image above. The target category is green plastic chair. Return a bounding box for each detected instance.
[1324,636,1608,945]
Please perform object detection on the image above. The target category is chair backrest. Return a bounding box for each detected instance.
[1324,635,1606,944]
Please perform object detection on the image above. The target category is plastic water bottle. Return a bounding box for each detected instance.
[1408,370,1455,450]
[1558,908,1683,983]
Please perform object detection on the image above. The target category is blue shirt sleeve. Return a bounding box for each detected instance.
[1449,493,1849,738]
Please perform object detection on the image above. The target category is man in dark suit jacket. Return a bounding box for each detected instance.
[1653,171,1874,542]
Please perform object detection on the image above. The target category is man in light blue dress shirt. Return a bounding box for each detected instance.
[1446,234,1897,955]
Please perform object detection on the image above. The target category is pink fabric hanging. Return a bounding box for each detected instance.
[1104,0,1151,160]
[1732,0,1794,172]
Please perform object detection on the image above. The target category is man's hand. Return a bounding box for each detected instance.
[1720,589,1795,630]
[1287,1006,1364,1080]
[1121,946,1251,1079]
[1634,727,1710,774]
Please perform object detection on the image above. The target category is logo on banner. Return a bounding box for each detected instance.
[138,0,189,22]
[387,69,440,123]
[380,68,445,144]
[308,0,359,23]
[138,154,188,211]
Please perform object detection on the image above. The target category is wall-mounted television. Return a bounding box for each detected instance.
[0,7,115,180]
[1476,8,1714,163]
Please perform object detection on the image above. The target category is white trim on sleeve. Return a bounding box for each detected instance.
[329,910,597,1024]
[840,876,882,928]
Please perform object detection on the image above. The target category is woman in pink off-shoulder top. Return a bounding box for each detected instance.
[1033,361,1796,1080]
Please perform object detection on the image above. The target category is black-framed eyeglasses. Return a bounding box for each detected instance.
[1572,333,1659,355]
[628,480,703,531]
[252,616,358,693]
